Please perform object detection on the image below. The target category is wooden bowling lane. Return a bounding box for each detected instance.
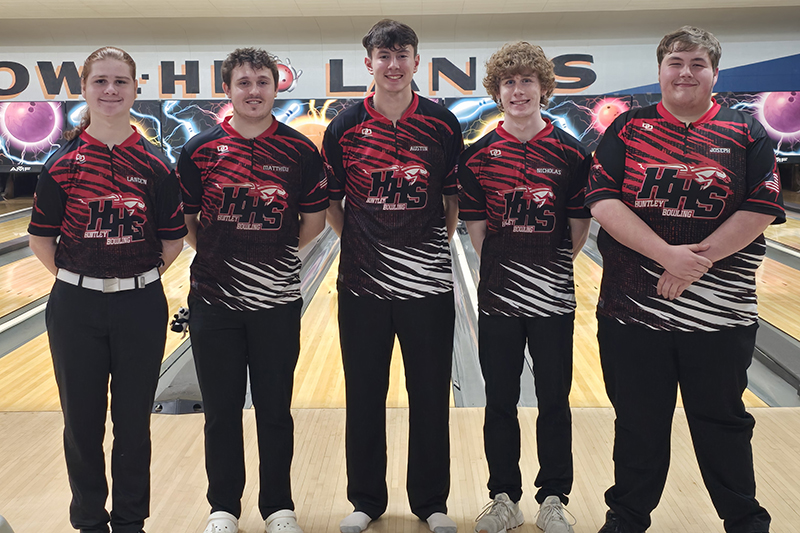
[2,241,425,411]
[757,256,800,341]
[765,214,800,251]
[292,247,626,410]
[292,250,767,410]
[0,242,192,326]
[0,197,32,216]
[0,255,51,319]
[572,253,610,407]
[0,244,779,412]
[292,254,419,409]
[292,254,347,408]
[0,215,30,245]
[0,246,193,412]
[0,334,59,411]
[160,246,194,357]
[571,253,767,408]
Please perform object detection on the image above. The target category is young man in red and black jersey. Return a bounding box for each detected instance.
[177,48,328,533]
[586,27,784,533]
[458,42,591,533]
[29,46,187,533]
[322,19,463,533]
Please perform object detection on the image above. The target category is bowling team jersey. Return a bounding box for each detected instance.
[322,93,463,299]
[585,101,785,331]
[178,116,328,311]
[29,128,187,278]
[459,120,591,317]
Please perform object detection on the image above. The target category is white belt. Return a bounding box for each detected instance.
[56,268,160,293]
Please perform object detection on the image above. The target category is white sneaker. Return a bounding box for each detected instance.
[204,511,238,533]
[474,493,524,533]
[535,496,575,533]
[265,510,303,533]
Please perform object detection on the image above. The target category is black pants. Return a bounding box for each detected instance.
[338,290,455,521]
[479,312,574,505]
[47,279,167,533]
[188,296,301,520]
[597,316,771,533]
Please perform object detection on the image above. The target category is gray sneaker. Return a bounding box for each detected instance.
[474,493,524,533]
[535,496,575,533]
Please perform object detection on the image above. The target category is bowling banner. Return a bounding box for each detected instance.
[715,92,800,164]
[64,100,163,147]
[1,43,799,101]
[444,93,800,163]
[157,98,361,164]
[446,95,633,153]
[2,91,799,172]
[0,101,65,172]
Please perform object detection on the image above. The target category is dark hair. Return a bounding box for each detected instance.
[221,47,279,89]
[483,41,556,111]
[64,46,136,141]
[362,19,419,57]
[657,26,722,70]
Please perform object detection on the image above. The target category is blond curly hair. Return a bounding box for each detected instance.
[483,41,555,111]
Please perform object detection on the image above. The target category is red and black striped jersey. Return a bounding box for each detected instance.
[178,116,328,311]
[28,128,187,278]
[586,101,785,331]
[459,120,591,317]
[322,94,463,299]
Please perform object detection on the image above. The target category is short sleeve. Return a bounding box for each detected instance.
[176,145,203,215]
[741,119,785,224]
[566,144,592,219]
[442,113,464,196]
[155,169,188,240]
[585,113,629,207]
[28,166,67,237]
[322,124,347,201]
[299,146,329,213]
[457,149,486,221]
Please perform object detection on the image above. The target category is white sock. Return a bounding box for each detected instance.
[340,511,371,533]
[426,512,457,533]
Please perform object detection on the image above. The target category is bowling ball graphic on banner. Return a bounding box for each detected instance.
[5,102,56,142]
[0,101,65,167]
[761,92,800,135]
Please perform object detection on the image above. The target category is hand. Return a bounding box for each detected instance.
[657,271,693,300]
[658,243,713,281]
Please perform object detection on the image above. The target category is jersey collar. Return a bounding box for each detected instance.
[80,126,140,148]
[496,118,554,143]
[364,92,420,123]
[220,114,279,139]
[657,99,721,126]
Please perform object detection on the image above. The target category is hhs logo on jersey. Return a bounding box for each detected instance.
[366,164,429,211]
[635,164,732,219]
[217,182,287,230]
[82,194,146,244]
[499,185,556,233]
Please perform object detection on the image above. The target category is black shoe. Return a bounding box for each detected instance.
[597,511,641,533]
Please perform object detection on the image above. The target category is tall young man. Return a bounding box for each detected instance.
[177,48,328,533]
[585,27,784,533]
[458,42,590,533]
[322,19,463,533]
